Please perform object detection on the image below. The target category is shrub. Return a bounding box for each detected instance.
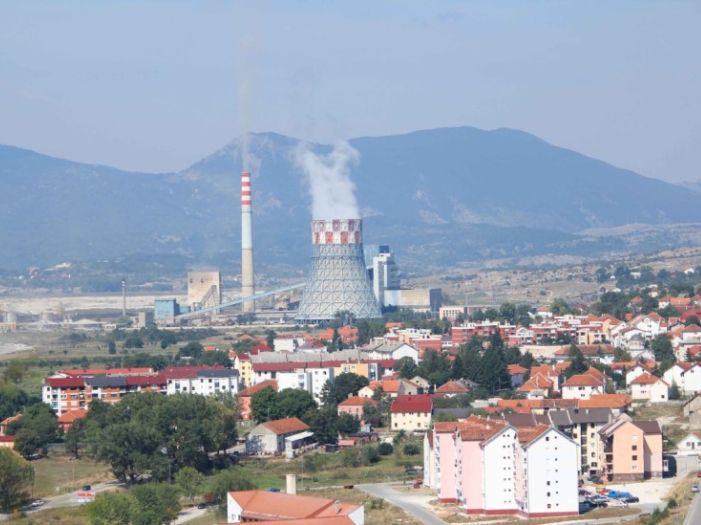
[403,443,420,456]
[378,442,394,456]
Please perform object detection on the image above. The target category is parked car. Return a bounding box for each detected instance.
[197,502,207,509]
[81,485,91,491]
[692,484,700,493]
[588,495,608,507]
[621,496,640,504]
[30,500,46,508]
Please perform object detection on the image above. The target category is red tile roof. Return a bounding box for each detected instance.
[390,395,432,414]
[579,393,632,409]
[339,396,378,408]
[518,425,551,446]
[507,364,528,375]
[45,377,86,388]
[239,380,278,397]
[563,372,602,387]
[435,380,470,394]
[262,417,310,435]
[630,372,666,386]
[228,490,360,522]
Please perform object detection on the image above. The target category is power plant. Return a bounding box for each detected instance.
[241,170,255,313]
[296,219,382,322]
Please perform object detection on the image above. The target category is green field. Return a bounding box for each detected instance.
[32,447,112,498]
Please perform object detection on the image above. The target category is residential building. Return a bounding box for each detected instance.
[434,380,471,398]
[390,395,433,432]
[561,368,606,400]
[517,373,554,399]
[0,414,21,435]
[629,373,669,403]
[426,416,578,518]
[0,436,15,449]
[337,396,378,423]
[164,366,239,396]
[677,432,701,456]
[226,489,363,524]
[358,378,418,398]
[597,414,663,481]
[238,380,278,421]
[664,362,701,395]
[507,364,527,388]
[245,417,314,457]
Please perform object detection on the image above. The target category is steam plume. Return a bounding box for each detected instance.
[294,142,360,220]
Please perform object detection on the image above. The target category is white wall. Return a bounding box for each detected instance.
[483,428,517,511]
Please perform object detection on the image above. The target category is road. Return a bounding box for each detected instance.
[173,505,208,524]
[684,492,701,525]
[357,483,446,525]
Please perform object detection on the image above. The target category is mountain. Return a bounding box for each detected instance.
[1,127,699,271]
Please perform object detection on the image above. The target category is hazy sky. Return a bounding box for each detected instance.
[0,1,699,182]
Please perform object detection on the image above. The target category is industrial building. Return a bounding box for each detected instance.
[297,219,381,322]
[187,271,222,310]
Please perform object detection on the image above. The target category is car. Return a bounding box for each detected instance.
[267,487,281,493]
[692,484,700,493]
[621,496,640,504]
[30,500,46,508]
[82,485,91,491]
[197,503,207,509]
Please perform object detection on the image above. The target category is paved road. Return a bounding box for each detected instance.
[173,505,208,524]
[684,492,701,525]
[357,483,446,525]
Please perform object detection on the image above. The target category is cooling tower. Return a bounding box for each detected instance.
[296,219,382,322]
[241,171,255,313]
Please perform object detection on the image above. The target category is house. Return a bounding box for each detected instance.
[629,373,669,403]
[597,414,663,481]
[561,368,606,400]
[0,436,15,449]
[227,487,363,524]
[677,432,701,456]
[517,373,554,400]
[390,395,432,432]
[361,342,419,364]
[426,416,578,517]
[0,414,22,435]
[434,380,471,398]
[358,378,418,398]
[57,409,87,432]
[507,364,528,388]
[664,362,701,395]
[337,396,378,423]
[626,362,656,386]
[252,363,334,402]
[238,380,278,421]
[245,417,314,457]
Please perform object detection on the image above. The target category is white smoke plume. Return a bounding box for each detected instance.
[294,142,360,220]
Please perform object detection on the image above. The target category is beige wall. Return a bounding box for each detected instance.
[391,411,431,431]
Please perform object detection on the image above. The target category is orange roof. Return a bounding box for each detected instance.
[339,396,378,408]
[239,380,278,397]
[228,490,360,522]
[457,415,509,443]
[262,417,310,435]
[518,424,551,445]
[579,393,632,409]
[630,372,666,386]
[563,372,602,388]
[436,380,470,394]
[507,364,527,375]
[0,414,22,428]
[553,361,571,374]
[57,409,87,424]
[518,373,553,392]
[240,518,353,525]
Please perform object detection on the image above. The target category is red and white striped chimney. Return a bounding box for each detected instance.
[241,171,254,312]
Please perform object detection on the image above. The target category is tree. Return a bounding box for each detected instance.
[476,345,510,393]
[336,413,360,435]
[265,330,276,350]
[565,345,589,377]
[9,403,60,457]
[0,382,29,421]
[518,351,535,370]
[277,389,317,420]
[108,340,117,354]
[131,483,181,525]
[204,468,255,508]
[669,381,681,400]
[403,443,420,456]
[657,305,680,319]
[323,373,369,405]
[177,342,204,359]
[175,467,204,504]
[87,492,135,525]
[378,442,394,455]
[550,298,571,316]
[0,448,34,511]
[651,334,674,363]
[251,387,279,423]
[499,303,516,324]
[685,316,701,327]
[3,361,26,384]
[418,350,451,387]
[613,347,632,362]
[304,405,339,444]
[65,418,86,459]
[396,357,418,380]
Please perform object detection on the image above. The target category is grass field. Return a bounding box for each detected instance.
[31,447,112,498]
[5,507,89,525]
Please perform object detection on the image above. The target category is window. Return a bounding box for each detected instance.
[632,455,638,461]
[632,445,637,451]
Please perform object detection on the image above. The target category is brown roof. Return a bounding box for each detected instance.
[228,490,360,522]
[457,415,509,443]
[435,380,470,394]
[239,380,278,397]
[339,396,378,408]
[517,424,551,445]
[262,417,310,435]
[633,420,662,435]
[630,372,667,386]
[579,394,632,409]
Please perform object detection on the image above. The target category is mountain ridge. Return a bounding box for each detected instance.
[0,126,699,270]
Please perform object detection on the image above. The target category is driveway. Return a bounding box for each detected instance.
[357,483,446,525]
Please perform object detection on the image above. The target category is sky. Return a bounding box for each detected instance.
[0,1,699,183]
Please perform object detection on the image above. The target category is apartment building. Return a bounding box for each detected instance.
[165,366,239,396]
[597,414,663,481]
[427,416,578,518]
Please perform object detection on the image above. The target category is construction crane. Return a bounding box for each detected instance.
[175,282,306,320]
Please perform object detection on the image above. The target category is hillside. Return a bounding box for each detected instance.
[1,127,699,271]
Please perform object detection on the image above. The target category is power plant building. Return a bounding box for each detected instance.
[297,219,382,322]
[187,271,222,310]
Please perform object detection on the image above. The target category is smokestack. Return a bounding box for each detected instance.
[241,171,255,313]
[121,279,127,317]
[286,473,297,495]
